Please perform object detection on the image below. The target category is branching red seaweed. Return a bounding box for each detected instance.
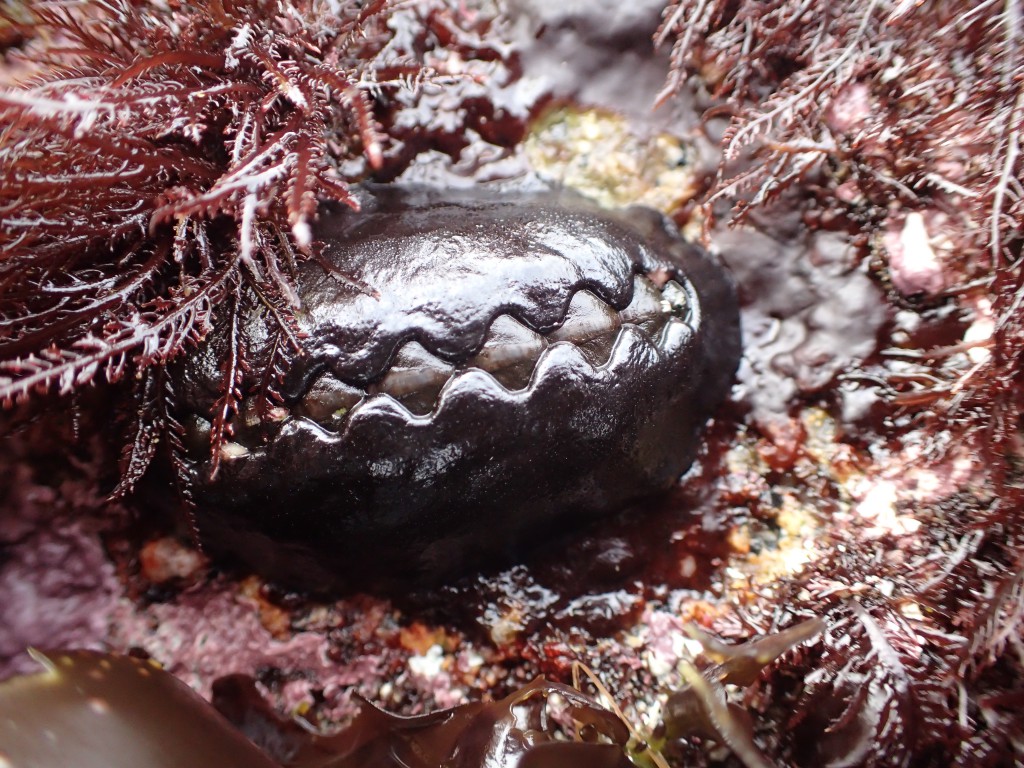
[657,0,1022,252]
[656,2,1024,765]
[0,0,464,488]
[656,1,1024,458]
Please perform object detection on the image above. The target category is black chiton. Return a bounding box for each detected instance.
[174,186,741,591]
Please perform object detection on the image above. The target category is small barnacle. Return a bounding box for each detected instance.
[172,185,741,591]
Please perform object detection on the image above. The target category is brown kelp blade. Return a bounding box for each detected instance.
[0,649,279,768]
[0,652,634,768]
[280,678,633,768]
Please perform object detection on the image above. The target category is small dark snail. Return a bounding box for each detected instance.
[174,186,741,591]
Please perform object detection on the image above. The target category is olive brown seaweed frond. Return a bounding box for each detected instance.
[0,619,826,768]
[0,0,451,415]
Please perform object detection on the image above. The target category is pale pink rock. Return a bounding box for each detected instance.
[884,212,945,297]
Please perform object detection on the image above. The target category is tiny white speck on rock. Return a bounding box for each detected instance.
[408,644,445,680]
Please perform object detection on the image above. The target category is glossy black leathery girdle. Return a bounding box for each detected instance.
[173,186,741,592]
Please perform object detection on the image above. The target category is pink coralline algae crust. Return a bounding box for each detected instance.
[0,462,123,678]
[0,453,394,723]
[109,584,393,718]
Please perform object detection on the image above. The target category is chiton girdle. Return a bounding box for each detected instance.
[173,186,741,591]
